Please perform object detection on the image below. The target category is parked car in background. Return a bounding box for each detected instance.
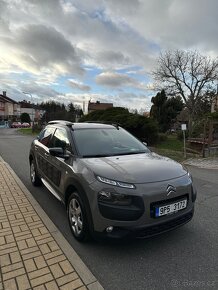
[21,122,30,128]
[11,122,22,128]
[29,120,197,242]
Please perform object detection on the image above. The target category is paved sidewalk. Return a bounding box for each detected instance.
[183,157,218,169]
[0,158,103,290]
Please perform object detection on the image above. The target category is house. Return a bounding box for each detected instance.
[19,101,45,122]
[88,101,113,113]
[0,91,21,121]
[0,91,45,124]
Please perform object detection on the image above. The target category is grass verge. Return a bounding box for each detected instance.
[151,148,199,162]
[18,128,39,135]
[152,134,200,162]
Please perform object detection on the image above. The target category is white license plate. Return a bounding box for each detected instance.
[155,199,187,217]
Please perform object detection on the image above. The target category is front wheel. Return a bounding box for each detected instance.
[67,192,90,242]
[30,159,42,186]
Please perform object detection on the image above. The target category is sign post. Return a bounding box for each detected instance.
[181,124,187,158]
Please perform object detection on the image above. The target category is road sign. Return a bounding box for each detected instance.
[181,124,187,131]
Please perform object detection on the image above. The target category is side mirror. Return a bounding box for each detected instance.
[143,142,147,146]
[49,147,70,159]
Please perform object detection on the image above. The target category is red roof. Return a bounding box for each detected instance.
[88,101,113,111]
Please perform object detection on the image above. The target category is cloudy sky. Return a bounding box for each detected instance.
[0,0,217,112]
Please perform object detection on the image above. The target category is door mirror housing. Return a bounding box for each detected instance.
[49,147,70,159]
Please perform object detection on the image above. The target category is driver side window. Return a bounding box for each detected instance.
[50,128,71,151]
[38,127,55,147]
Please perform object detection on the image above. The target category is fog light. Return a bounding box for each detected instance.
[106,226,114,233]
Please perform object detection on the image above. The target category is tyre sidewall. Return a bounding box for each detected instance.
[67,192,89,242]
[30,159,41,186]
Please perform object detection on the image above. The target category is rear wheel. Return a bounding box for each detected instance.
[30,159,42,186]
[67,192,90,242]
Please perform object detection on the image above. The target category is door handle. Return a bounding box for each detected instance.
[44,152,49,158]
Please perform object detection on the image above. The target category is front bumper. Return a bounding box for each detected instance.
[95,207,194,239]
[86,174,196,238]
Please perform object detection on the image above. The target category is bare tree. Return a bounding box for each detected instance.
[152,50,218,134]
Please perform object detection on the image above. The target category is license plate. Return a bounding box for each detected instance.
[155,199,187,217]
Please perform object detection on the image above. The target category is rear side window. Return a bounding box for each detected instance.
[38,127,55,147]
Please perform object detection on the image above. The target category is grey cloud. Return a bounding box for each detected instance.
[68,79,91,91]
[96,72,132,87]
[96,72,146,90]
[3,24,84,76]
[94,51,130,69]
[0,1,10,34]
[105,0,218,54]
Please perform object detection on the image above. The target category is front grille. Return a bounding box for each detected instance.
[135,210,193,238]
[98,196,144,221]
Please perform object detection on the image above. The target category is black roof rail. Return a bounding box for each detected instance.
[48,120,74,128]
[86,121,120,129]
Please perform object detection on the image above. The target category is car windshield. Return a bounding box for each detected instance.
[73,127,150,157]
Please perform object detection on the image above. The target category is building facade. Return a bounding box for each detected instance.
[0,92,45,124]
[88,101,113,113]
[0,91,21,121]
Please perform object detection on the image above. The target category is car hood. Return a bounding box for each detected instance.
[81,152,187,184]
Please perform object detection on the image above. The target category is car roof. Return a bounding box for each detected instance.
[47,121,118,130]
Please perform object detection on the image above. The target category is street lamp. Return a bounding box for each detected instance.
[23,92,34,130]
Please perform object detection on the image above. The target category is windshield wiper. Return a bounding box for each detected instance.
[82,151,147,158]
[112,151,147,156]
[82,154,110,158]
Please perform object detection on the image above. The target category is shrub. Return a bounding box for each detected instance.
[158,133,168,142]
[80,107,159,145]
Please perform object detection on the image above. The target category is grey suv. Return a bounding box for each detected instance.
[29,120,196,241]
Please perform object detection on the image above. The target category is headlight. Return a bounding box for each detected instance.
[96,175,135,189]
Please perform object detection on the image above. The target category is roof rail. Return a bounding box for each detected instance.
[48,120,74,127]
[86,121,120,129]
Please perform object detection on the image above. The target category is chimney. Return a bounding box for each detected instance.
[3,91,6,96]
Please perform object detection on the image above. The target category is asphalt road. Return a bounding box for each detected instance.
[0,128,218,290]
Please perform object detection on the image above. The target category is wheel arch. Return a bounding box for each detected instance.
[64,179,94,232]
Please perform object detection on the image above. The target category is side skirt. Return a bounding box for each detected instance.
[41,178,62,202]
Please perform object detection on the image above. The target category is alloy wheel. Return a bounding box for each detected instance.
[69,198,83,236]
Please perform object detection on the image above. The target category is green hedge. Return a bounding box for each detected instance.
[80,107,159,145]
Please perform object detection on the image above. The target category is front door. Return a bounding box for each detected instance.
[47,128,72,195]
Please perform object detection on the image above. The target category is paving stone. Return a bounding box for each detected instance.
[49,263,64,279]
[16,274,31,290]
[34,256,47,269]
[28,267,50,279]
[3,278,18,290]
[24,258,37,272]
[0,254,11,266]
[30,273,53,288]
[57,272,79,286]
[59,260,74,274]
[3,267,26,280]
[45,281,60,290]
[59,278,83,290]
[10,252,22,263]
[0,160,87,290]
[2,261,24,274]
